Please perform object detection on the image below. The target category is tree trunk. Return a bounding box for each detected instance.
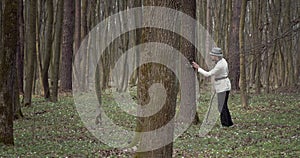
[75,0,81,53]
[113,0,129,92]
[79,0,88,91]
[51,0,63,102]
[228,0,241,91]
[17,0,24,95]
[239,0,248,107]
[60,0,75,92]
[284,0,295,86]
[0,0,18,145]
[40,0,53,100]
[0,1,2,40]
[264,1,271,93]
[134,1,181,157]
[73,0,82,91]
[180,0,199,125]
[255,0,264,94]
[24,0,37,106]
[224,0,231,57]
[13,60,23,119]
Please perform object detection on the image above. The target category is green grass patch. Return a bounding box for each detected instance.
[0,92,299,157]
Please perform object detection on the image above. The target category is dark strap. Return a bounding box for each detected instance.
[215,76,228,81]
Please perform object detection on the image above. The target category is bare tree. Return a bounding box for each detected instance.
[0,0,18,145]
[60,0,75,92]
[228,0,241,91]
[180,0,199,124]
[24,0,37,106]
[74,0,81,53]
[135,1,181,157]
[17,0,24,95]
[239,0,248,107]
[40,0,53,100]
[51,0,63,102]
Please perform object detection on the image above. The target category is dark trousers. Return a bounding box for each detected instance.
[217,91,233,127]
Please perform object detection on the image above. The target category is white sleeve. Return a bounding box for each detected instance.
[197,68,211,77]
[197,63,222,77]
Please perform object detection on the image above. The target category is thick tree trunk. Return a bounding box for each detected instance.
[134,1,181,157]
[24,0,37,106]
[0,0,18,145]
[180,0,199,125]
[60,0,75,92]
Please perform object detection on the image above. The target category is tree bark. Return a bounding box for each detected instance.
[0,0,18,145]
[180,0,199,124]
[60,0,75,92]
[284,0,295,86]
[24,0,37,106]
[13,65,23,119]
[40,0,53,100]
[134,1,181,157]
[51,0,63,102]
[224,0,231,57]
[239,0,248,107]
[75,0,81,53]
[228,0,241,91]
[17,0,24,95]
[79,0,88,91]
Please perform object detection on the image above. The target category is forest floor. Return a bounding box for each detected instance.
[0,91,299,157]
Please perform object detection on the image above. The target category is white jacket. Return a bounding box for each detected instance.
[197,58,231,93]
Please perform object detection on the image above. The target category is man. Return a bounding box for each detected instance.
[192,47,233,127]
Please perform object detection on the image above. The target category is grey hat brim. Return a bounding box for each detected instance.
[209,52,223,57]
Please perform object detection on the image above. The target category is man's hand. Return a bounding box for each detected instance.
[192,62,200,69]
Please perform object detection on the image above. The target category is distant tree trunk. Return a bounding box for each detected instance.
[81,0,88,40]
[73,0,82,91]
[206,0,212,54]
[0,0,18,145]
[24,0,37,106]
[60,0,75,92]
[112,0,130,93]
[255,0,264,94]
[265,1,271,93]
[283,0,295,86]
[40,0,53,100]
[0,1,2,40]
[75,0,81,53]
[51,0,63,102]
[228,0,241,90]
[13,66,23,119]
[17,0,24,95]
[248,0,256,87]
[86,0,97,91]
[224,0,232,57]
[128,0,141,86]
[239,0,248,107]
[296,25,300,85]
[79,0,88,91]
